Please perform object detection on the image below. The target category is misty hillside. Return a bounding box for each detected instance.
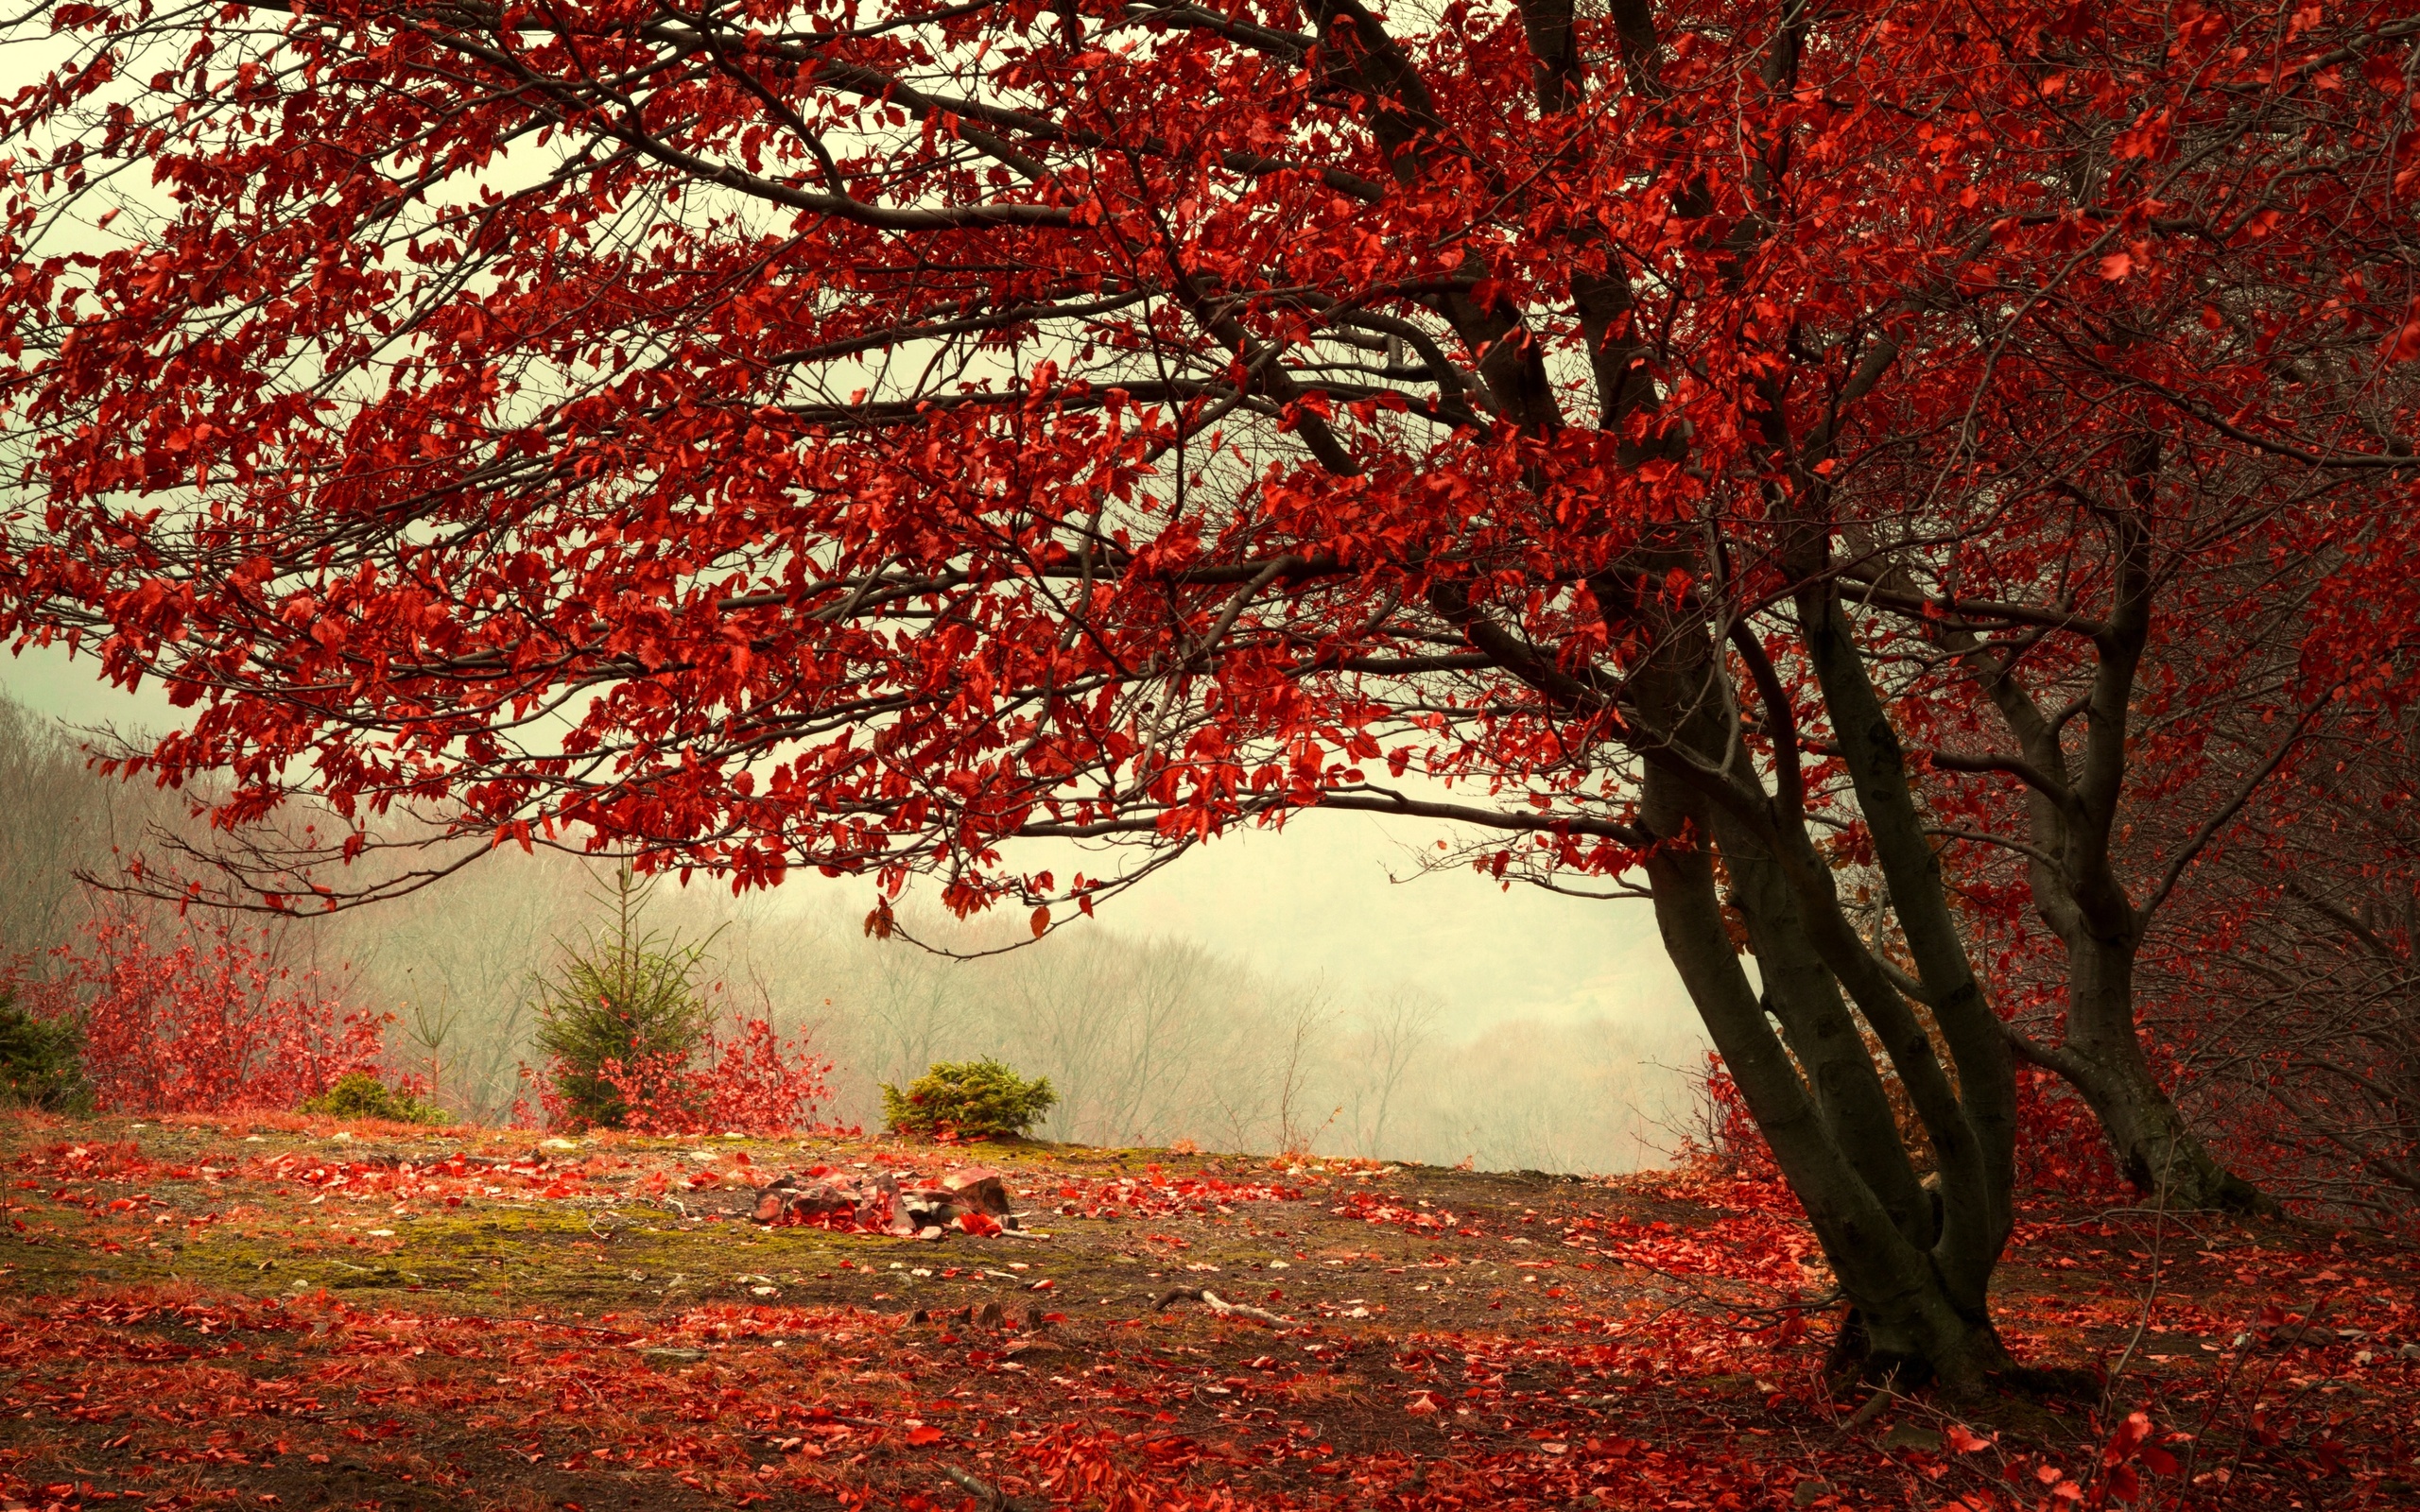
[0,693,1702,1173]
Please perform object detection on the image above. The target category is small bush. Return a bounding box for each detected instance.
[529,868,717,1130]
[882,1057,1057,1139]
[34,909,387,1114]
[554,1017,837,1137]
[0,987,91,1111]
[297,1071,450,1125]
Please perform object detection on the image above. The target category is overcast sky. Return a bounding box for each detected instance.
[3,642,1700,1042]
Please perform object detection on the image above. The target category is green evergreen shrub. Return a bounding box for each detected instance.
[297,1070,450,1125]
[0,987,91,1111]
[881,1057,1057,1139]
[529,866,717,1129]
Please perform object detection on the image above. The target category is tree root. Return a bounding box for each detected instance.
[1151,1286,1292,1326]
[940,1466,1045,1512]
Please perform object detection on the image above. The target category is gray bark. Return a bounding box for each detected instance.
[1902,439,2270,1213]
[1616,607,2012,1386]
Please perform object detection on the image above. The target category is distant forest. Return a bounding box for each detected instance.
[0,693,1700,1172]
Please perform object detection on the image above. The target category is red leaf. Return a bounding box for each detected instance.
[2385,297,2420,362]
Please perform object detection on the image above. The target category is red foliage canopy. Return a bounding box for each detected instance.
[1,0,2409,914]
[5,0,2419,1376]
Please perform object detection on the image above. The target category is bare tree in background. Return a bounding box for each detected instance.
[1102,939,1223,1146]
[1271,984,1338,1159]
[1003,934,1124,1143]
[1345,986,1442,1160]
[0,696,185,972]
[856,944,982,1095]
[318,850,593,1120]
[0,696,94,971]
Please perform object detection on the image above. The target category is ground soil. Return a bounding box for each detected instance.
[3,1111,2413,1510]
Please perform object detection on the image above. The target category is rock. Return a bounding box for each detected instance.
[974,1300,1006,1330]
[899,1186,963,1228]
[641,1348,704,1366]
[859,1171,914,1234]
[1881,1423,1945,1453]
[941,1166,1014,1216]
[752,1175,865,1225]
[748,1165,1014,1239]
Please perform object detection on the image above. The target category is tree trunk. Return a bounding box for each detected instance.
[1639,762,2011,1390]
[1618,599,2015,1391]
[1910,438,2272,1217]
[2024,929,2273,1212]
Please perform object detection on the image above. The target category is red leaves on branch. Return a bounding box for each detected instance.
[0,0,2402,924]
[2094,1411,2182,1505]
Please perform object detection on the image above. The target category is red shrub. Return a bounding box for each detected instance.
[694,1018,837,1136]
[1688,1053,1778,1178]
[1696,1051,2124,1201]
[530,1016,836,1137]
[30,909,388,1115]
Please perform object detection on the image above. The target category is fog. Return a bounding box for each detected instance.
[1,660,1706,1174]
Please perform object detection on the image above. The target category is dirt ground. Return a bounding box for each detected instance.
[3,1110,2414,1510]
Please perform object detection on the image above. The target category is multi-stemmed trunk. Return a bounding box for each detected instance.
[1609,576,2019,1389]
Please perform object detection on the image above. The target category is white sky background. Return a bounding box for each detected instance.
[2,642,1700,1040]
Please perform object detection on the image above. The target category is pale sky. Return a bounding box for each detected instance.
[2,641,1699,1040]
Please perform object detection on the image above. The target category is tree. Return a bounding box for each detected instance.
[2129,721,2420,1214]
[4,0,2415,1384]
[1344,984,1439,1158]
[529,865,719,1128]
[1903,517,2416,1215]
[0,693,187,972]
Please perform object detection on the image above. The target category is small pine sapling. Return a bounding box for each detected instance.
[0,986,92,1111]
[529,866,718,1129]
